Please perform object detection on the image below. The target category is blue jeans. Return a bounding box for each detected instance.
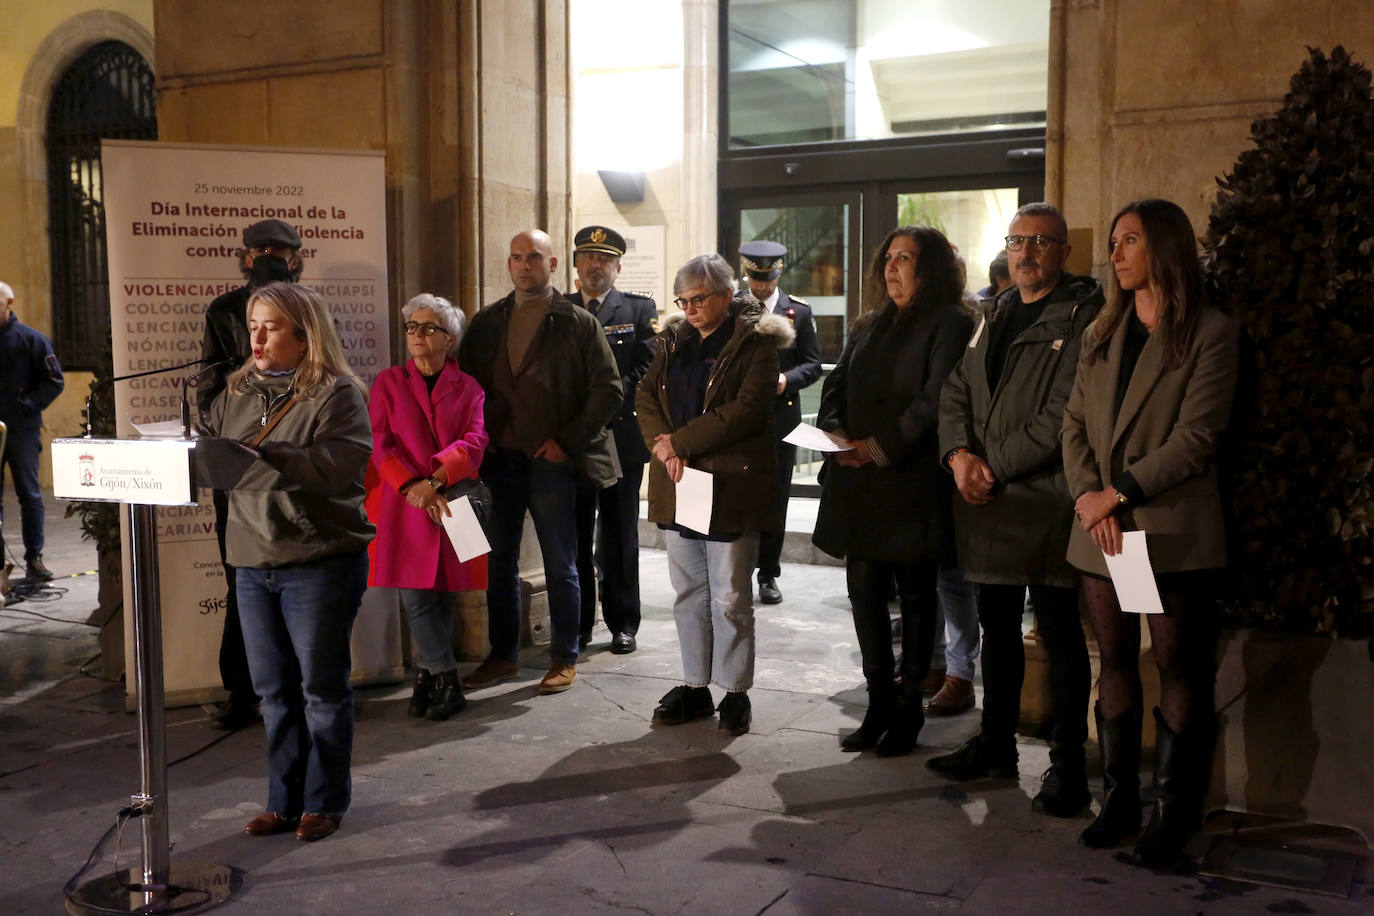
[1,427,45,560]
[237,550,367,817]
[483,449,581,665]
[400,588,457,673]
[934,566,980,681]
[664,530,758,692]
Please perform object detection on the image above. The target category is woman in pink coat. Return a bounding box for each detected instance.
[367,293,488,720]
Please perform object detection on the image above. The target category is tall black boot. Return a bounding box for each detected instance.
[876,684,924,758]
[1135,707,1206,866]
[426,669,467,721]
[841,683,893,752]
[1081,704,1143,847]
[408,668,434,718]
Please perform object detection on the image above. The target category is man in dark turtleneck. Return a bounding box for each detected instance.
[458,229,622,696]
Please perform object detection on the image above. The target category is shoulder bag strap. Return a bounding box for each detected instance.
[244,395,299,448]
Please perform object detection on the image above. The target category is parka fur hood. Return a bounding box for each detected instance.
[636,292,792,535]
[659,293,796,352]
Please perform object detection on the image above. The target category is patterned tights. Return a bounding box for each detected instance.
[1080,575,1217,733]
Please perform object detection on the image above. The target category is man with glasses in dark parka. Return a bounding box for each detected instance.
[928,203,1104,820]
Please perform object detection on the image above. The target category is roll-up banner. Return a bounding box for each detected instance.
[101,140,400,707]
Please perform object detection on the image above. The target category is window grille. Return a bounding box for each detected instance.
[46,40,156,371]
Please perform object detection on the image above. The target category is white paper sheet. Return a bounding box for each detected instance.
[782,422,855,452]
[674,466,714,534]
[133,419,189,438]
[1103,530,1164,614]
[441,495,492,563]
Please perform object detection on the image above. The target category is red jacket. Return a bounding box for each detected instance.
[366,357,488,590]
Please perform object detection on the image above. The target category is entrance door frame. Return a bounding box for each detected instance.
[719,128,1047,330]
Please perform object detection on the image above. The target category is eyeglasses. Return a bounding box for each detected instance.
[1005,234,1066,252]
[403,321,450,337]
[672,293,720,310]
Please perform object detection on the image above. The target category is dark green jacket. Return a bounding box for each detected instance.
[206,374,374,569]
[938,273,1104,586]
[460,290,622,488]
[636,297,792,534]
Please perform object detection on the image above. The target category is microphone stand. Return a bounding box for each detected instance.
[85,357,210,439]
[180,360,235,439]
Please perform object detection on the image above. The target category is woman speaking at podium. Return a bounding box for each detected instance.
[198,281,373,843]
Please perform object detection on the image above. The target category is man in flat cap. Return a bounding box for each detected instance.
[739,240,821,605]
[197,218,305,731]
[568,226,659,654]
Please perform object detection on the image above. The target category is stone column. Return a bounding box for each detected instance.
[680,0,718,257]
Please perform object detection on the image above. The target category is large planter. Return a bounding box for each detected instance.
[1207,628,1374,844]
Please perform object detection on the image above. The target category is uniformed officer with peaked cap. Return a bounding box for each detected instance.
[739,240,822,605]
[570,225,659,653]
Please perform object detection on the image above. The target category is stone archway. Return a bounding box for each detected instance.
[15,10,154,332]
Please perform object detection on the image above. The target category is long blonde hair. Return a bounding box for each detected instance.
[227,282,363,399]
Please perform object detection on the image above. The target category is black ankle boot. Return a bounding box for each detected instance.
[426,670,467,721]
[841,687,893,752]
[876,687,924,758]
[1135,707,1205,866]
[1081,704,1143,847]
[408,669,434,718]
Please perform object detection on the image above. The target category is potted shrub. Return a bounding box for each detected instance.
[1202,45,1374,843]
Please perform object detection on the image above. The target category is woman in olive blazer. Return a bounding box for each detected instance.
[1060,199,1239,867]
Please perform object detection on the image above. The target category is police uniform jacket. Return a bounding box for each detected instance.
[569,287,658,464]
[770,291,822,433]
[0,312,64,431]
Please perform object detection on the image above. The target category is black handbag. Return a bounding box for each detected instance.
[439,476,492,532]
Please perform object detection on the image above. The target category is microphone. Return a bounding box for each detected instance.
[181,359,235,439]
[85,357,214,439]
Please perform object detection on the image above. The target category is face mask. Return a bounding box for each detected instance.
[250,254,293,287]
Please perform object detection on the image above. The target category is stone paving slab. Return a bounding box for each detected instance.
[0,492,1370,914]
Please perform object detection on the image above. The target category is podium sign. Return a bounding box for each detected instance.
[51,438,196,507]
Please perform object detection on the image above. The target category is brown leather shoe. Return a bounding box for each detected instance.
[296,813,341,842]
[244,812,299,836]
[538,663,576,694]
[461,658,520,690]
[917,667,947,696]
[924,675,975,716]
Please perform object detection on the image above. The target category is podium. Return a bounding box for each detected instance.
[51,437,239,913]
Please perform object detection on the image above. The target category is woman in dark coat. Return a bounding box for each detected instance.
[636,254,792,736]
[1062,198,1239,865]
[813,226,974,756]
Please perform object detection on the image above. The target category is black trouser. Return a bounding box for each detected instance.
[213,488,256,703]
[847,559,939,694]
[975,583,1089,764]
[755,441,796,580]
[576,459,644,637]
